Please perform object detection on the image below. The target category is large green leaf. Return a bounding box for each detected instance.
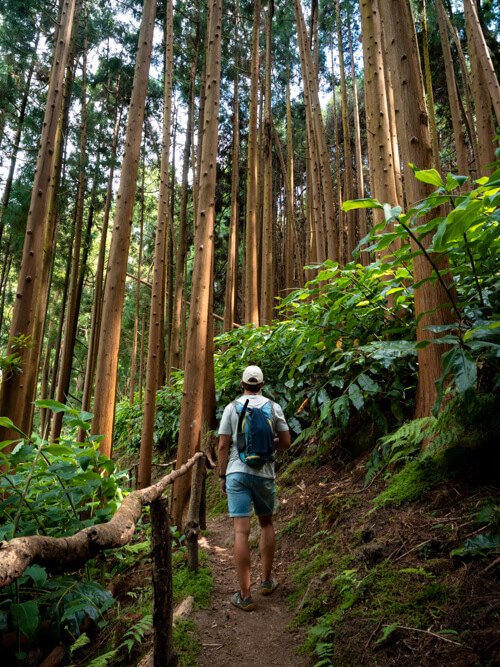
[342,197,383,212]
[34,399,73,413]
[0,417,24,436]
[348,383,364,410]
[333,396,350,427]
[11,601,40,639]
[410,165,444,188]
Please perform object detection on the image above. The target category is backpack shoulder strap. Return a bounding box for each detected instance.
[234,398,249,432]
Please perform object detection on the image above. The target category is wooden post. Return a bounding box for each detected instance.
[199,471,207,531]
[150,498,177,667]
[186,457,205,572]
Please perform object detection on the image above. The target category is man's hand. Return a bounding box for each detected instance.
[276,429,291,452]
[220,477,227,495]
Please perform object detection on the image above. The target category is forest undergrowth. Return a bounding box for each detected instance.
[1,165,499,665]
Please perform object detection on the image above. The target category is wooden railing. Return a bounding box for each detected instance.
[0,452,207,667]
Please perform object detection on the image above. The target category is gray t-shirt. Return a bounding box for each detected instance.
[218,394,289,479]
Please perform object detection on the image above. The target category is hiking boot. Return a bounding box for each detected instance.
[259,576,279,596]
[231,591,255,611]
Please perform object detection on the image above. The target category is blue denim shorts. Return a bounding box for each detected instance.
[226,472,275,517]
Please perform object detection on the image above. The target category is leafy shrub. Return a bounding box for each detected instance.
[0,401,122,540]
[0,402,123,661]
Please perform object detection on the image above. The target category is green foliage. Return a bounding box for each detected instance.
[173,619,200,666]
[76,614,153,667]
[365,418,436,485]
[0,402,122,541]
[114,371,184,455]
[347,164,500,415]
[451,500,500,558]
[373,391,500,507]
[0,572,114,656]
[0,403,122,661]
[374,452,449,507]
[172,551,213,608]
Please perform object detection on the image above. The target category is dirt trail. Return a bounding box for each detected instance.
[193,515,308,666]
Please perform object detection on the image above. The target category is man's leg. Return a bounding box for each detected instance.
[233,517,251,599]
[258,514,275,582]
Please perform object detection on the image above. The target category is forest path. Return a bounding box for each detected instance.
[193,514,307,666]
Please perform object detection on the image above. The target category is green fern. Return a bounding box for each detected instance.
[69,632,91,656]
[121,613,153,654]
[82,614,152,666]
[85,648,118,667]
[365,418,435,485]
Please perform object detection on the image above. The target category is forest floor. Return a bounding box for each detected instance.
[73,448,499,667]
[192,515,307,666]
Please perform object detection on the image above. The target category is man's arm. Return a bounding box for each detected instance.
[218,434,231,494]
[275,429,291,452]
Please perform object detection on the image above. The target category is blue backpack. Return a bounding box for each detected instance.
[234,399,275,468]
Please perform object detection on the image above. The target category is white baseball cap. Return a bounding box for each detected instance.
[242,365,264,385]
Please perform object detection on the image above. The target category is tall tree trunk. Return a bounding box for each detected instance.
[52,19,88,441]
[440,3,479,171]
[284,63,304,289]
[47,213,74,436]
[129,159,145,405]
[330,34,343,250]
[295,4,325,265]
[223,11,239,332]
[378,0,456,418]
[336,0,355,262]
[295,0,337,263]
[360,0,399,212]
[464,2,497,169]
[463,0,500,127]
[170,41,197,366]
[421,0,440,169]
[81,101,122,417]
[172,0,222,527]
[25,7,81,436]
[260,1,274,325]
[91,0,157,458]
[138,0,173,489]
[436,0,469,175]
[273,123,304,289]
[0,0,77,441]
[244,0,261,325]
[162,107,176,388]
[347,12,366,260]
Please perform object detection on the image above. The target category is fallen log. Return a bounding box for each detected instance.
[0,452,205,588]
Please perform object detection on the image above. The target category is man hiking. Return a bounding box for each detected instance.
[218,365,291,611]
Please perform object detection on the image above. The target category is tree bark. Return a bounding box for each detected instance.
[171,0,222,527]
[436,0,469,175]
[138,0,174,489]
[464,2,497,169]
[244,0,261,325]
[129,159,145,406]
[260,1,274,325]
[379,0,456,418]
[0,0,77,441]
[463,0,500,127]
[52,19,88,441]
[80,101,122,417]
[336,0,355,263]
[91,0,157,458]
[347,12,366,259]
[223,13,240,332]
[170,40,198,368]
